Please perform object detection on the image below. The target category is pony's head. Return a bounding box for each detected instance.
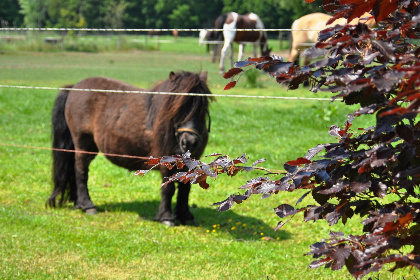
[149,71,214,157]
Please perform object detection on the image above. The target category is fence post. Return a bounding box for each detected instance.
[279,31,283,50]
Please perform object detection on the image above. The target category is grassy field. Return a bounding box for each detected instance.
[0,38,418,279]
[0,33,290,53]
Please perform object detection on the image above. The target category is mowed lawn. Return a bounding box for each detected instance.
[0,37,416,279]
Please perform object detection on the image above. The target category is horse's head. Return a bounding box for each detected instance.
[262,45,272,57]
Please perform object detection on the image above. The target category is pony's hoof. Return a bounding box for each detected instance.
[85,208,98,215]
[161,220,175,227]
[183,219,198,226]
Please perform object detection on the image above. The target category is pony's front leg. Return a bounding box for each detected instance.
[156,168,176,226]
[175,182,196,226]
[74,153,97,214]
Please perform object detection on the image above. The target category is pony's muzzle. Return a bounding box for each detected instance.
[176,127,201,154]
[179,132,199,153]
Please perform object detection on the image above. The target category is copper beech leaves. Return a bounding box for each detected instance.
[373,0,399,22]
[224,81,237,90]
[215,0,420,278]
[137,152,266,195]
[223,56,285,90]
[285,157,311,166]
[222,68,243,79]
[274,204,297,218]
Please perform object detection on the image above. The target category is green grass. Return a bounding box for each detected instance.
[0,44,418,279]
[0,33,287,54]
[0,33,159,53]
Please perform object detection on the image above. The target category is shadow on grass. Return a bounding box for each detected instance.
[98,200,291,241]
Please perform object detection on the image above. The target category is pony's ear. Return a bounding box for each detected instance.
[200,71,208,82]
[169,71,176,80]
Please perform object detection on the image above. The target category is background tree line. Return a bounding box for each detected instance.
[1,0,323,32]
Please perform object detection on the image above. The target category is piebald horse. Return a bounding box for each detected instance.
[289,12,376,65]
[219,12,270,74]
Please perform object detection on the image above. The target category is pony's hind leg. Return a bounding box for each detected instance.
[73,139,98,214]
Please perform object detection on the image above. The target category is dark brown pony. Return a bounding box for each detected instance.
[48,71,213,226]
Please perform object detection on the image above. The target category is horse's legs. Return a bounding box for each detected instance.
[253,42,258,57]
[175,182,196,225]
[220,27,236,74]
[219,42,231,74]
[289,34,300,64]
[155,168,176,225]
[73,151,97,214]
[229,44,234,70]
[238,44,245,62]
[211,44,219,63]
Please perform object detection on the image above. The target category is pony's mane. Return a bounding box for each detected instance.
[147,71,214,156]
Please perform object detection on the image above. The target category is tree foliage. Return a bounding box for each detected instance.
[141,0,420,278]
[103,0,127,29]
[18,0,48,28]
[12,0,322,29]
[0,0,23,27]
[277,0,324,19]
[46,0,86,29]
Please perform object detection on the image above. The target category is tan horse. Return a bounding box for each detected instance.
[289,12,375,64]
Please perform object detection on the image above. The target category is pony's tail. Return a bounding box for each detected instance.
[47,86,76,208]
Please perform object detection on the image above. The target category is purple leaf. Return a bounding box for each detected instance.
[305,144,326,160]
[296,190,311,206]
[252,158,266,166]
[371,181,388,198]
[318,181,348,195]
[350,181,371,193]
[331,246,351,270]
[304,206,324,222]
[274,221,286,231]
[274,204,297,218]
[371,40,395,62]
